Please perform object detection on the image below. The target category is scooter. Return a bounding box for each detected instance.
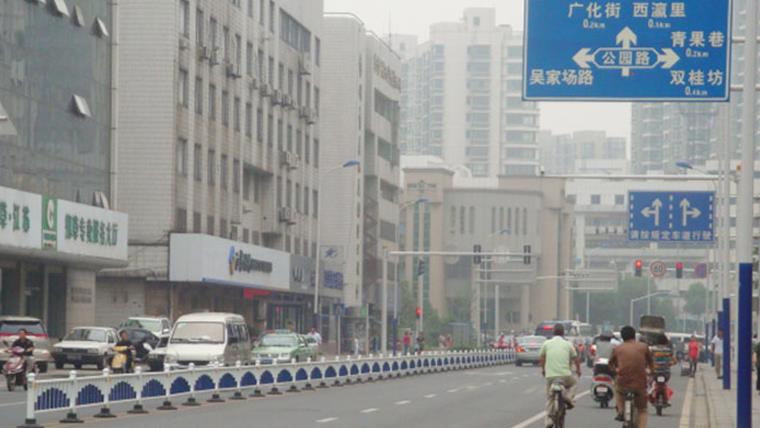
[3,347,29,391]
[649,373,673,416]
[591,357,615,408]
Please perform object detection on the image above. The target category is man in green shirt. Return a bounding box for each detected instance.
[540,323,581,427]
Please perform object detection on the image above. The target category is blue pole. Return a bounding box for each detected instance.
[737,263,752,428]
[723,298,731,390]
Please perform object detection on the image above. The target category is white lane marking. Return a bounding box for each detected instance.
[510,390,592,428]
[499,379,508,384]
[0,401,25,408]
[395,400,411,405]
[679,378,694,428]
[513,377,521,381]
[447,388,460,393]
[361,408,379,414]
[484,382,494,387]
[524,386,537,395]
[316,417,338,423]
[424,393,437,398]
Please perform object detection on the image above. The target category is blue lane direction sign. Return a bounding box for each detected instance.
[523,0,732,101]
[628,191,714,242]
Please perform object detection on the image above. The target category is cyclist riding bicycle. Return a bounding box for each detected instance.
[609,325,655,428]
[539,323,581,428]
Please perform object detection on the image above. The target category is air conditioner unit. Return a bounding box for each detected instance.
[306,108,316,125]
[279,206,294,224]
[198,46,212,61]
[259,83,271,97]
[226,62,242,79]
[298,57,311,76]
[271,89,282,106]
[179,38,190,51]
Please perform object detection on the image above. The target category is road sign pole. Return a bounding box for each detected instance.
[736,0,757,422]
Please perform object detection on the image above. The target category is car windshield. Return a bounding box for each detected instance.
[259,334,298,347]
[65,329,107,342]
[122,319,162,332]
[170,322,224,344]
[0,321,46,335]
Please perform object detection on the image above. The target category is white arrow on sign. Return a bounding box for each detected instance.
[680,198,702,226]
[573,48,595,69]
[616,27,636,76]
[641,198,663,227]
[658,48,680,69]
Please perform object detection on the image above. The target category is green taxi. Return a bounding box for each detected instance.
[252,330,317,364]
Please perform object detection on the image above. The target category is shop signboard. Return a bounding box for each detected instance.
[290,255,315,292]
[41,196,57,249]
[0,186,41,250]
[56,199,128,261]
[170,234,290,291]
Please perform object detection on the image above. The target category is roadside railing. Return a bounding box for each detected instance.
[19,349,515,427]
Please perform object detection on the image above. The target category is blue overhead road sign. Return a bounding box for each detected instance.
[523,0,732,101]
[628,191,714,242]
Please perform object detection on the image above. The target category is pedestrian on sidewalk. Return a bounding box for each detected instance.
[416,332,425,355]
[754,336,760,394]
[687,335,700,377]
[402,331,412,355]
[711,330,724,379]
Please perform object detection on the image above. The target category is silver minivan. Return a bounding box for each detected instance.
[164,313,251,369]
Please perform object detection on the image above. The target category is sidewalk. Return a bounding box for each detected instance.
[699,368,760,427]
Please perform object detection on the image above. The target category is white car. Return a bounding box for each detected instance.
[52,327,118,370]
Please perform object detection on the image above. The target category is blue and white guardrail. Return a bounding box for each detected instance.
[19,349,515,427]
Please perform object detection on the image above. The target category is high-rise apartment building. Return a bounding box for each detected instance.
[540,130,629,175]
[106,0,325,336]
[321,14,401,349]
[390,8,540,178]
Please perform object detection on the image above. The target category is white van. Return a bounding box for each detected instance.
[164,313,251,369]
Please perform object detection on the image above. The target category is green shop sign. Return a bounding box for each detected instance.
[0,201,31,233]
[64,214,119,247]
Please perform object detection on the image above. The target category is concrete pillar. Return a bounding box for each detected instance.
[66,268,96,330]
[520,284,530,330]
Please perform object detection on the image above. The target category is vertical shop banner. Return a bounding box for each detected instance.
[41,196,57,250]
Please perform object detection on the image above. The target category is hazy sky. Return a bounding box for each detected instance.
[324,0,631,138]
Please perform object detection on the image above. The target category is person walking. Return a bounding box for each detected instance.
[711,330,724,379]
[402,331,412,355]
[416,332,425,355]
[687,334,701,377]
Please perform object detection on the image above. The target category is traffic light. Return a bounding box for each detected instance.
[635,259,643,277]
[415,307,422,319]
[676,262,684,279]
[473,244,482,265]
[523,245,532,265]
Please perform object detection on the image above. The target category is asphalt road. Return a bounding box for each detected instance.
[0,363,696,428]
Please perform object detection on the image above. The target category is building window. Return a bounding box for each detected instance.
[256,108,263,143]
[469,206,475,234]
[179,0,189,36]
[499,207,504,231]
[209,17,217,48]
[248,0,253,18]
[296,130,302,156]
[615,194,625,205]
[234,97,241,131]
[194,77,203,115]
[269,0,275,31]
[243,175,251,200]
[277,119,284,151]
[523,208,528,235]
[313,190,318,219]
[259,0,265,25]
[268,56,274,86]
[221,90,229,126]
[253,177,260,203]
[208,84,216,120]
[222,26,230,60]
[304,132,310,164]
[235,34,242,67]
[233,159,240,193]
[315,37,321,66]
[246,42,254,77]
[220,154,228,190]
[286,180,292,207]
[193,212,202,232]
[175,208,187,232]
[287,125,293,151]
[207,150,216,185]
[288,69,294,96]
[295,184,301,212]
[591,194,601,205]
[193,144,202,181]
[257,49,264,81]
[178,69,188,107]
[196,9,204,44]
[278,63,285,90]
[459,206,465,234]
[314,139,319,168]
[304,186,310,215]
[267,114,274,148]
[220,219,227,238]
[245,103,253,136]
[314,86,320,115]
[176,139,187,176]
[207,216,215,235]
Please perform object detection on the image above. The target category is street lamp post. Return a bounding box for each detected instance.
[313,160,360,336]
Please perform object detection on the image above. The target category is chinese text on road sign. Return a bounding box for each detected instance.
[628,191,714,242]
[523,0,732,100]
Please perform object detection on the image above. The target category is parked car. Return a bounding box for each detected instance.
[119,316,171,340]
[252,330,317,364]
[515,335,546,367]
[52,327,119,370]
[164,313,251,369]
[0,316,53,373]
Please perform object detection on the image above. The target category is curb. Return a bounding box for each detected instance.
[700,371,720,428]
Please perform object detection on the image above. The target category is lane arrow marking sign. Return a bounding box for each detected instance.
[641,198,663,227]
[680,198,702,226]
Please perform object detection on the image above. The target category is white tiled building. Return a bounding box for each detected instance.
[106,0,327,337]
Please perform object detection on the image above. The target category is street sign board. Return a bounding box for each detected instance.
[628,191,714,242]
[523,0,732,101]
[650,261,667,278]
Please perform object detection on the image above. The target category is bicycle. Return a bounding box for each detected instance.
[622,390,638,428]
[549,379,567,428]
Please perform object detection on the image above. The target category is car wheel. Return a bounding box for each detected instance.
[38,362,48,373]
[73,363,82,370]
[54,361,64,370]
[516,361,522,367]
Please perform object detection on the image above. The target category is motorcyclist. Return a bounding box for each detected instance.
[11,329,34,373]
[649,333,677,406]
[539,323,581,427]
[111,330,134,373]
[609,325,655,427]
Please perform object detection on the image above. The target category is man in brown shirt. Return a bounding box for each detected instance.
[609,325,654,428]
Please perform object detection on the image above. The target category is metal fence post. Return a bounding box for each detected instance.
[269,360,282,395]
[17,372,41,428]
[184,363,200,406]
[59,370,82,423]
[94,368,116,418]
[303,358,315,391]
[230,361,245,400]
[288,359,300,392]
[249,360,265,398]
[157,366,177,410]
[128,366,148,414]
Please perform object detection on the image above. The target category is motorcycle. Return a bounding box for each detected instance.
[649,373,673,416]
[3,346,29,391]
[591,357,615,408]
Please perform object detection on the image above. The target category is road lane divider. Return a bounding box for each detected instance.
[18,349,516,428]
